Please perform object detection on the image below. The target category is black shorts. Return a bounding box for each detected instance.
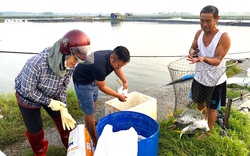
[191,79,215,106]
[191,79,226,109]
[210,81,227,109]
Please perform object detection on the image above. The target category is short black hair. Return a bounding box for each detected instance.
[112,46,130,63]
[200,5,219,19]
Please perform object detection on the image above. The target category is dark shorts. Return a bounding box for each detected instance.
[190,79,226,109]
[210,81,226,109]
[74,82,99,115]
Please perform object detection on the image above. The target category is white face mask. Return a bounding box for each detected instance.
[64,60,70,69]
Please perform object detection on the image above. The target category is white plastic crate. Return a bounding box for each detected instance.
[104,91,157,120]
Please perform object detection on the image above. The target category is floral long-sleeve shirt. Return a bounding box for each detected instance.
[14,47,74,108]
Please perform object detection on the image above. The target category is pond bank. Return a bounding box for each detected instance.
[3,58,250,155]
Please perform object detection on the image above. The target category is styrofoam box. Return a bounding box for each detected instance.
[104,91,157,120]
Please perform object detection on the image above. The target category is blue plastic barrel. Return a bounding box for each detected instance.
[96,111,159,156]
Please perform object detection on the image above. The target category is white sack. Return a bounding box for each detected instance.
[95,124,138,156]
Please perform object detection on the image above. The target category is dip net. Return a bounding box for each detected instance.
[167,57,237,111]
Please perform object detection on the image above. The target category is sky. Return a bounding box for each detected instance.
[0,0,249,15]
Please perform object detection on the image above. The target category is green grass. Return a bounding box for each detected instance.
[0,90,84,150]
[226,60,241,78]
[1,91,250,155]
[159,107,250,156]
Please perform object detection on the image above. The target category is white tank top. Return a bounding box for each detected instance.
[194,30,227,86]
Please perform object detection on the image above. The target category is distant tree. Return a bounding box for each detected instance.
[43,12,54,16]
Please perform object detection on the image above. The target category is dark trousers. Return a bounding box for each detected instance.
[18,104,60,133]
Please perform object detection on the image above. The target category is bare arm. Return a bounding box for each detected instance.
[188,29,202,56]
[187,31,231,66]
[114,68,129,90]
[96,79,127,102]
[201,33,231,66]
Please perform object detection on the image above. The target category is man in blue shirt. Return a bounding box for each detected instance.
[73,46,130,146]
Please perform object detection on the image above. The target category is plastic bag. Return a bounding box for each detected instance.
[118,86,128,96]
[95,124,138,156]
[67,124,94,156]
[0,150,6,156]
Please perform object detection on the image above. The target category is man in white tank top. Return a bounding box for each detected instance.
[187,5,231,139]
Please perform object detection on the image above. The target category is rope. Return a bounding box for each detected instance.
[0,50,250,57]
[0,51,37,54]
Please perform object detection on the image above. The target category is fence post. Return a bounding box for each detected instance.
[224,98,232,128]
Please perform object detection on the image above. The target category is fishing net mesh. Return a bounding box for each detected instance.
[167,57,237,111]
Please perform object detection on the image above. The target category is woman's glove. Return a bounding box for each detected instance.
[48,99,67,111]
[60,107,76,130]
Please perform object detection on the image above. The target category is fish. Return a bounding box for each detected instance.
[167,107,209,138]
[180,119,209,139]
[167,108,206,128]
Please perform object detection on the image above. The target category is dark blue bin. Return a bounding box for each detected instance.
[96,111,159,156]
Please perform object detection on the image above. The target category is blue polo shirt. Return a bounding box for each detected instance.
[73,50,114,85]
